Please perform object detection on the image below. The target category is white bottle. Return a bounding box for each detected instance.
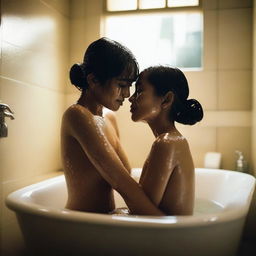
[235,151,248,173]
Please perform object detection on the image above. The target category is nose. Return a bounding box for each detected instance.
[129,93,135,103]
[122,86,130,98]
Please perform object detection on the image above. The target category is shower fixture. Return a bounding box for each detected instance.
[0,103,14,138]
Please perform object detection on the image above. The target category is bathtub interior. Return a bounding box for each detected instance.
[16,168,255,214]
[194,168,255,208]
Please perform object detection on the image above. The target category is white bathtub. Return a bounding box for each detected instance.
[6,168,255,256]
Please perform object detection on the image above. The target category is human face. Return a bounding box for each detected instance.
[129,72,163,122]
[95,76,133,111]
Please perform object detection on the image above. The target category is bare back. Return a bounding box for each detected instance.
[61,105,130,213]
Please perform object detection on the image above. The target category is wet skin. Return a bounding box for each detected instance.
[61,72,194,215]
[61,76,132,213]
[129,72,195,215]
[62,72,165,215]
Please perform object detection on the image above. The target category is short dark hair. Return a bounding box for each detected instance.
[143,66,203,125]
[70,37,139,91]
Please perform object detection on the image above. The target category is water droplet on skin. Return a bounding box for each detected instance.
[65,159,74,175]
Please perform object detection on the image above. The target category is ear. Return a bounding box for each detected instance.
[86,73,99,89]
[161,91,174,109]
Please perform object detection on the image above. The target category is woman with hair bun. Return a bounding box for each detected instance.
[129,66,203,215]
[62,36,203,216]
[62,37,166,215]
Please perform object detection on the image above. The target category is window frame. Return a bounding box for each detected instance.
[104,0,202,14]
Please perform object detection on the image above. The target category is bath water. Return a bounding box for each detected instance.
[194,198,224,215]
[114,191,225,215]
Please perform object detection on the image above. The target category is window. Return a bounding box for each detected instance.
[104,9,203,70]
[106,0,200,12]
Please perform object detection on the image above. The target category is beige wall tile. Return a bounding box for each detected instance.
[218,8,252,70]
[216,127,251,170]
[2,0,48,49]
[203,10,217,70]
[177,125,217,168]
[68,17,89,94]
[218,70,252,110]
[69,18,88,63]
[66,92,80,108]
[41,0,70,17]
[122,123,154,168]
[185,70,217,110]
[252,0,256,173]
[2,0,68,52]
[68,0,104,94]
[2,0,69,93]
[115,100,155,168]
[201,111,251,127]
[70,0,87,18]
[2,41,68,93]
[67,67,80,94]
[0,77,65,181]
[218,0,252,9]
[202,0,218,10]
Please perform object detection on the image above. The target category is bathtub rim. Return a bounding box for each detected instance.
[5,169,256,229]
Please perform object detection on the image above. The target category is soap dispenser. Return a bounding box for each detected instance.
[235,151,248,173]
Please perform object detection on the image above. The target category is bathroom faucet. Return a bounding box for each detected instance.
[0,103,15,138]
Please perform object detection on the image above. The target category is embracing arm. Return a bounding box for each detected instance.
[104,111,131,173]
[65,106,164,215]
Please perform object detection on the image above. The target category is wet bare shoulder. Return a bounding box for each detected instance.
[62,104,98,132]
[155,132,188,149]
[63,104,92,123]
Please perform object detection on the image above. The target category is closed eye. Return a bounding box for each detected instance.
[118,84,127,88]
[118,82,132,88]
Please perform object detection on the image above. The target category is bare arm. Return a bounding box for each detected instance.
[65,106,164,215]
[115,142,132,173]
[104,111,132,173]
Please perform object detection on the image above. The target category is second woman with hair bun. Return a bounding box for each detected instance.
[129,66,203,215]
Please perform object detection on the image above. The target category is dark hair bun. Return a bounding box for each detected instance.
[175,99,203,125]
[69,64,86,90]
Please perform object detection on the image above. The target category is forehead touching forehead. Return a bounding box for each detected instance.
[136,70,148,84]
[119,62,139,82]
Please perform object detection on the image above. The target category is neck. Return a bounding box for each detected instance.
[77,90,103,116]
[147,113,178,138]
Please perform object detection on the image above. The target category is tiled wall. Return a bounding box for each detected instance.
[247,0,256,241]
[66,0,103,103]
[66,0,253,171]
[0,0,70,255]
[253,0,256,180]
[114,0,253,171]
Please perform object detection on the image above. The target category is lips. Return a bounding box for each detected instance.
[117,100,124,105]
[130,105,136,112]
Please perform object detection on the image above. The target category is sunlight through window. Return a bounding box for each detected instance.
[104,12,203,70]
[168,0,199,7]
[139,0,166,9]
[107,0,137,11]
